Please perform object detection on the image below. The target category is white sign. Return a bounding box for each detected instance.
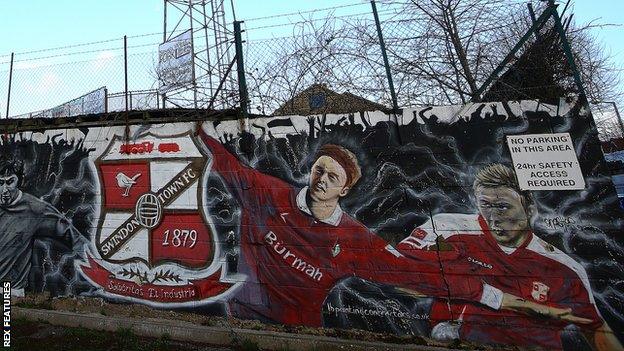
[158,30,194,93]
[507,133,585,190]
[34,87,106,118]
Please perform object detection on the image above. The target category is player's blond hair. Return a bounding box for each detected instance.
[473,163,533,211]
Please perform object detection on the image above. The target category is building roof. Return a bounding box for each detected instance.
[272,84,388,116]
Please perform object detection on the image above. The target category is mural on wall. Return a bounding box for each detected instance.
[0,99,622,351]
[79,132,237,305]
[0,135,93,297]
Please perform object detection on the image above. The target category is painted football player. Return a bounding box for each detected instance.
[398,163,622,350]
[0,158,85,296]
[201,132,578,328]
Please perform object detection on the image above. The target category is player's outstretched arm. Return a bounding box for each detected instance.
[499,293,593,324]
[398,286,596,325]
[199,129,282,203]
[591,322,624,351]
[364,236,487,305]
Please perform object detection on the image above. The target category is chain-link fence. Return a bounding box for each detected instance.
[592,102,623,142]
[240,0,605,115]
[0,33,163,118]
[243,3,393,115]
[0,0,619,121]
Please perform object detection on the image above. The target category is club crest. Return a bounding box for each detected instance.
[332,243,341,257]
[531,281,550,302]
[78,132,236,306]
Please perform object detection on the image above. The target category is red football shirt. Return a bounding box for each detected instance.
[201,132,489,326]
[397,213,602,350]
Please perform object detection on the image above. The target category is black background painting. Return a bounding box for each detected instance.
[1,99,622,347]
[213,101,623,343]
[0,132,95,295]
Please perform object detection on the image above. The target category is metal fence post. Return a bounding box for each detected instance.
[162,0,167,109]
[473,8,553,101]
[371,0,398,113]
[124,35,129,113]
[234,20,249,118]
[104,88,109,113]
[5,52,14,119]
[188,0,198,109]
[123,35,130,143]
[607,102,624,139]
[527,3,541,40]
[548,0,588,102]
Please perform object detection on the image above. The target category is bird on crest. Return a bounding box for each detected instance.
[116,172,142,197]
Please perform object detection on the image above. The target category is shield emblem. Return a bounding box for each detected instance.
[531,281,549,302]
[78,131,238,305]
[94,133,213,269]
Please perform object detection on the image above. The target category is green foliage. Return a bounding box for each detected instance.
[12,320,187,351]
[307,345,340,351]
[15,300,54,310]
[238,338,261,351]
[64,326,101,339]
[115,327,140,349]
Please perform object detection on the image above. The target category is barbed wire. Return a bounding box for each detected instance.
[0,2,372,59]
[242,2,370,22]
[245,9,395,32]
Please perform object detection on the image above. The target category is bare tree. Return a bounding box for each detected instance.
[381,0,622,105]
[246,15,389,114]
[243,0,622,114]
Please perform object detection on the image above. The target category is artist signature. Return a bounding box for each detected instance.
[543,216,575,229]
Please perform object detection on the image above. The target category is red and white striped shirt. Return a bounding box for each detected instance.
[397,213,602,350]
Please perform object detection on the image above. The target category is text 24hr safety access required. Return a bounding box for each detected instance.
[507,133,585,191]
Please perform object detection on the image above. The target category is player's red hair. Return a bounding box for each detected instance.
[315,144,361,188]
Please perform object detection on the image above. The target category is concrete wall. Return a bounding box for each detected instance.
[1,99,622,350]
